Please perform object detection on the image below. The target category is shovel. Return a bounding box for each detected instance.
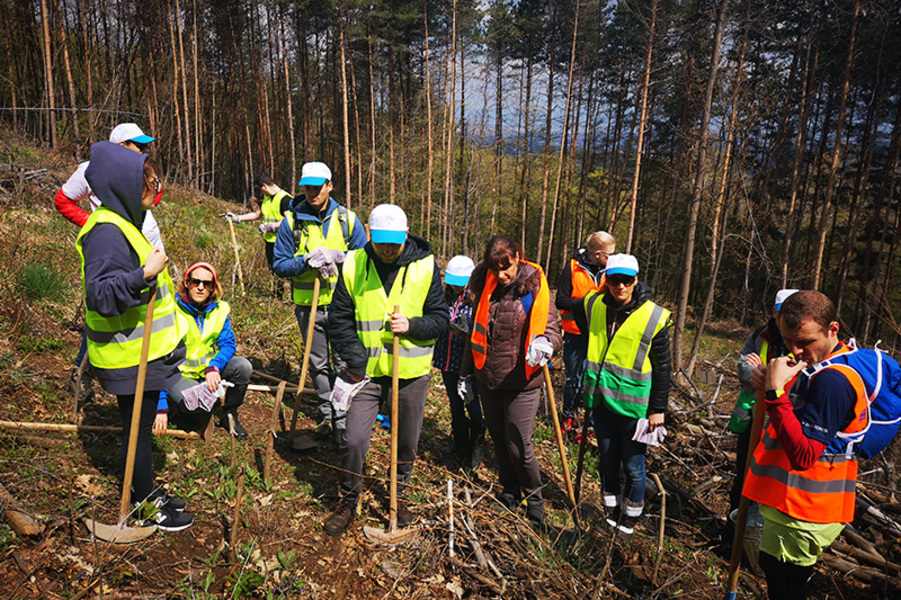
[543,364,580,528]
[227,217,245,295]
[364,305,417,544]
[289,277,321,433]
[83,288,160,543]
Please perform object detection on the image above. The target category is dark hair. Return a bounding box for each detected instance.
[779,290,836,332]
[255,175,275,189]
[143,159,160,189]
[483,235,521,271]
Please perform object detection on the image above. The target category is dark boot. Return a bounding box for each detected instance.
[526,498,545,528]
[324,496,357,537]
[219,409,247,440]
[497,489,521,510]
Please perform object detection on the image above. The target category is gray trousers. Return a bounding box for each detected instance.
[167,356,253,431]
[481,387,544,505]
[294,304,345,428]
[340,375,429,499]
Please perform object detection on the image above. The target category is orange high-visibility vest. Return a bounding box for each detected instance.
[742,347,869,524]
[560,258,606,335]
[471,260,550,381]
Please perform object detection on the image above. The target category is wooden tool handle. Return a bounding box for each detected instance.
[389,305,401,532]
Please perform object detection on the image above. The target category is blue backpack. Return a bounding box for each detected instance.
[804,341,901,459]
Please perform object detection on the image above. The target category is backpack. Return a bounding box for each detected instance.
[804,340,901,459]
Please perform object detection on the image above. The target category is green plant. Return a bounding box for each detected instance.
[0,524,14,551]
[195,230,215,250]
[16,335,64,354]
[17,263,66,302]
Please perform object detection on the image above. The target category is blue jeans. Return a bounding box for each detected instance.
[593,402,646,515]
[562,333,588,418]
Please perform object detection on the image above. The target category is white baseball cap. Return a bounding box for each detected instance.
[774,289,799,313]
[445,255,475,287]
[109,123,155,145]
[299,161,332,186]
[605,254,639,277]
[369,203,408,244]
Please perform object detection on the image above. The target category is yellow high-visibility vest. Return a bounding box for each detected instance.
[177,301,230,379]
[260,189,291,244]
[287,206,357,306]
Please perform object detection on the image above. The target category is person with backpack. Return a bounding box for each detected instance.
[433,255,484,470]
[272,162,367,435]
[742,290,874,599]
[76,141,193,532]
[722,289,795,552]
[224,175,293,269]
[154,262,253,440]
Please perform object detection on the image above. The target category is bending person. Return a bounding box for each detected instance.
[155,262,253,440]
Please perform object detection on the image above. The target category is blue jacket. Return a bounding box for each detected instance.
[157,295,237,412]
[271,196,367,278]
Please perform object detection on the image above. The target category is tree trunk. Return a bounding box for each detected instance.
[175,0,193,183]
[519,58,533,251]
[423,1,434,241]
[58,0,79,141]
[536,60,554,264]
[39,0,57,147]
[672,0,727,374]
[167,1,184,165]
[625,0,658,253]
[368,35,377,209]
[492,34,503,233]
[442,0,458,258]
[812,0,861,288]
[339,23,352,208]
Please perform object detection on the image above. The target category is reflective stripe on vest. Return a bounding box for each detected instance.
[288,207,356,306]
[260,189,290,243]
[342,249,436,379]
[581,293,670,418]
[75,208,182,370]
[560,258,605,335]
[470,260,550,381]
[177,301,231,379]
[741,359,868,524]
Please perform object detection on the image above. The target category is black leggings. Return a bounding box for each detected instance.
[759,551,814,600]
[116,391,160,502]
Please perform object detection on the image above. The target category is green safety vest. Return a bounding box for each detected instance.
[177,300,231,380]
[728,339,769,434]
[341,248,436,379]
[75,208,182,370]
[260,189,291,244]
[581,292,671,419]
[287,206,356,306]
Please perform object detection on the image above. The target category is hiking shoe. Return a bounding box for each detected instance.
[218,411,248,440]
[396,503,415,528]
[497,490,520,510]
[526,501,545,528]
[148,489,187,512]
[324,497,357,537]
[153,505,194,532]
[606,508,638,535]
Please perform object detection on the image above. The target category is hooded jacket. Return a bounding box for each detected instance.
[80,141,185,395]
[271,196,367,278]
[328,235,449,380]
[464,260,563,391]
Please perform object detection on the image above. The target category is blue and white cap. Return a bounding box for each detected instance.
[369,203,408,244]
[109,123,155,145]
[298,161,332,186]
[774,289,799,313]
[444,255,475,287]
[605,253,639,277]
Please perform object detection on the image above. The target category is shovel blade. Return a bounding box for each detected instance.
[83,517,157,544]
[363,524,417,545]
[288,430,320,452]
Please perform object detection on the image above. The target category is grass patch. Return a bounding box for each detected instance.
[17,263,66,302]
[16,335,65,354]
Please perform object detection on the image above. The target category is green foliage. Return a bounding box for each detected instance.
[195,229,215,250]
[17,263,66,302]
[16,335,64,354]
[0,523,14,551]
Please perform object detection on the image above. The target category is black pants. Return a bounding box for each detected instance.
[116,391,160,502]
[759,552,814,600]
[441,371,484,460]
[481,387,543,507]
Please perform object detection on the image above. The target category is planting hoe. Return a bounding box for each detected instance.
[83,289,160,543]
[364,306,417,545]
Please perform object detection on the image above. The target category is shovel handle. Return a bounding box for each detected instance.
[543,364,580,528]
[118,287,157,525]
[290,277,321,432]
[389,305,401,532]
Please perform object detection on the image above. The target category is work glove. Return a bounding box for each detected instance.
[225,211,237,222]
[330,376,370,413]
[321,248,346,265]
[456,375,475,403]
[305,247,329,268]
[526,335,554,368]
[449,311,471,335]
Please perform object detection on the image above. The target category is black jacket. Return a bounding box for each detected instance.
[555,247,604,315]
[577,281,672,414]
[328,234,448,380]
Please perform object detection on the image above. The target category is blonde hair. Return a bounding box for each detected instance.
[586,231,615,248]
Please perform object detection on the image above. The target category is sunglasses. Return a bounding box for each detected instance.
[188,277,213,288]
[607,275,636,287]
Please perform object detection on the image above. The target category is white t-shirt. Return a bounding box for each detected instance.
[62,161,164,250]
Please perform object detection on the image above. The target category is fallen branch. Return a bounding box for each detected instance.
[0,482,44,537]
[0,419,199,439]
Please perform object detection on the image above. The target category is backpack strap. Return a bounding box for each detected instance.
[337,205,351,243]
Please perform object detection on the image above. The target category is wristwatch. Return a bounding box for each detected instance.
[764,388,783,401]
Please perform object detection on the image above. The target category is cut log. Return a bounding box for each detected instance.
[0,482,44,537]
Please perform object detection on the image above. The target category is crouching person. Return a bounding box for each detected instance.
[155,262,253,439]
[324,204,448,536]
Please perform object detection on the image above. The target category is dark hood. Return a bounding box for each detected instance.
[570,247,604,275]
[85,141,148,228]
[364,233,433,267]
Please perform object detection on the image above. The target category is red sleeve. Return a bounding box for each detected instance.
[765,391,826,471]
[54,188,90,227]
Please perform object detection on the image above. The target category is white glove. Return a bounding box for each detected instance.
[526,336,554,367]
[318,262,339,278]
[456,376,475,402]
[321,248,346,264]
[258,222,268,234]
[330,376,369,412]
[305,247,328,268]
[225,211,237,222]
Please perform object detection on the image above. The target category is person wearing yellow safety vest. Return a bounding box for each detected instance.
[272,162,367,434]
[224,175,293,269]
[155,262,254,440]
[77,141,193,532]
[721,289,795,554]
[580,254,671,535]
[742,291,866,600]
[554,231,615,434]
[323,204,448,537]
